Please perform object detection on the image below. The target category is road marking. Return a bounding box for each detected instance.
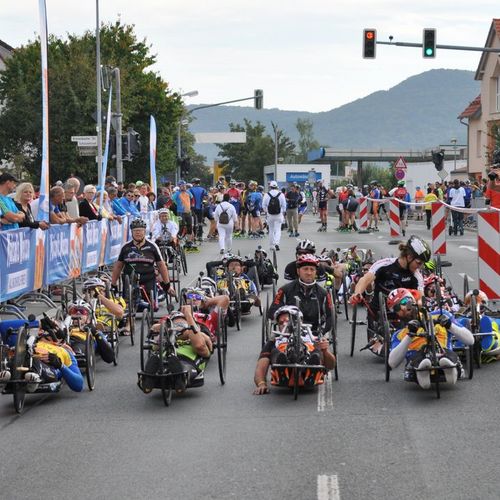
[318,374,334,412]
[459,245,477,252]
[458,273,475,282]
[317,474,340,500]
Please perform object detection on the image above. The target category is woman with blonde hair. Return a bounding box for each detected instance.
[14,182,49,229]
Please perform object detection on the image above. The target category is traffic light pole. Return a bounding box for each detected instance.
[377,40,500,53]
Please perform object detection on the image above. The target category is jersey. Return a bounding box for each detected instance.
[318,187,329,202]
[189,186,207,210]
[118,239,163,283]
[368,257,423,311]
[95,297,126,328]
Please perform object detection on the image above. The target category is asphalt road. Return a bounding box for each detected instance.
[1,214,499,500]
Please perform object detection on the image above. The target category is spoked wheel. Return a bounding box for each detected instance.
[379,293,391,382]
[293,366,299,400]
[272,248,278,271]
[435,254,442,279]
[330,327,339,381]
[470,294,481,369]
[110,323,119,366]
[463,274,470,299]
[85,330,96,391]
[261,293,270,347]
[140,312,152,372]
[123,274,135,346]
[350,303,358,357]
[12,326,28,414]
[170,259,181,301]
[180,246,188,275]
[216,307,227,385]
[342,272,349,322]
[158,323,173,407]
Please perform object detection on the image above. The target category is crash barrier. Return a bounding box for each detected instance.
[389,199,402,239]
[477,211,500,300]
[358,197,369,231]
[0,211,160,303]
[431,202,447,255]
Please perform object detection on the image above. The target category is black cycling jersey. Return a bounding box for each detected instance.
[267,280,332,333]
[118,239,163,283]
[318,187,329,202]
[369,257,423,311]
[283,261,332,281]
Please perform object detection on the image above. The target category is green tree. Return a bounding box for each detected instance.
[352,163,395,189]
[215,119,295,182]
[0,21,184,184]
[295,118,320,162]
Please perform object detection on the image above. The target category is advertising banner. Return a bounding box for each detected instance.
[105,219,124,265]
[82,220,101,273]
[45,224,72,285]
[0,228,35,301]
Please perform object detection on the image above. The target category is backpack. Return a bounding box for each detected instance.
[286,191,298,209]
[219,206,230,224]
[267,192,281,215]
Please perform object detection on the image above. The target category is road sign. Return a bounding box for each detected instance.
[71,135,97,146]
[394,156,407,170]
[395,168,406,180]
[438,169,449,180]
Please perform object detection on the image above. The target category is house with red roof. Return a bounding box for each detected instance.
[458,19,500,179]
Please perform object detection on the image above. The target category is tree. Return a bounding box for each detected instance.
[0,21,184,184]
[352,164,396,189]
[295,118,320,162]
[215,119,295,182]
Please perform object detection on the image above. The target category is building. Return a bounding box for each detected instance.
[458,19,500,179]
[0,39,13,72]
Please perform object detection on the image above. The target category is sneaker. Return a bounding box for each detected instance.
[25,372,41,393]
[288,232,293,237]
[416,358,432,389]
[448,226,453,236]
[220,249,225,254]
[0,370,11,385]
[240,230,246,236]
[294,232,300,237]
[275,245,280,251]
[439,357,458,385]
[460,230,464,236]
[142,355,161,393]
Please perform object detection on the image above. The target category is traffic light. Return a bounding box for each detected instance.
[363,29,376,59]
[432,150,444,171]
[179,157,190,177]
[423,29,436,58]
[254,89,263,110]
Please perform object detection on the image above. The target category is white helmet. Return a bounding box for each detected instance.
[82,277,105,291]
[273,305,303,322]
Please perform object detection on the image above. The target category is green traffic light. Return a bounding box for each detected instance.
[425,48,434,56]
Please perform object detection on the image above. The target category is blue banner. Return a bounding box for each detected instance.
[105,218,125,265]
[0,228,35,301]
[45,224,72,285]
[286,172,321,183]
[82,221,101,273]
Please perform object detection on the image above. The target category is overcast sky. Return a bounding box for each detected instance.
[1,1,498,112]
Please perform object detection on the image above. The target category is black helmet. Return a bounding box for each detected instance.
[407,235,431,262]
[191,178,201,184]
[130,218,147,230]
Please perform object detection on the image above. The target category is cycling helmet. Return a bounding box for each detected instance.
[423,274,442,289]
[296,254,318,268]
[158,208,169,215]
[225,254,244,265]
[191,178,200,184]
[397,180,405,186]
[273,305,303,322]
[229,179,236,185]
[424,259,436,272]
[130,218,147,230]
[370,180,378,186]
[82,277,105,291]
[317,254,333,264]
[170,311,186,321]
[464,290,488,307]
[255,247,268,258]
[407,235,431,262]
[257,185,264,192]
[68,299,93,317]
[386,288,415,312]
[296,239,316,254]
[200,277,217,289]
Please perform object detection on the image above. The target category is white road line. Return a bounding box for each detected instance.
[459,245,478,252]
[317,374,334,412]
[317,474,340,500]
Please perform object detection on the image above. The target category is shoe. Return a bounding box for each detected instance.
[142,354,161,393]
[240,230,246,236]
[288,232,293,237]
[439,357,458,385]
[275,245,280,251]
[220,249,225,254]
[416,358,432,389]
[294,232,299,237]
[0,370,11,385]
[25,372,41,393]
[448,226,453,236]
[460,230,464,236]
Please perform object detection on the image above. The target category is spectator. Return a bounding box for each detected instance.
[135,182,149,213]
[172,181,194,242]
[107,187,126,216]
[49,186,87,225]
[414,186,425,221]
[95,190,120,221]
[147,192,156,211]
[262,180,286,251]
[214,193,238,254]
[156,187,171,210]
[462,180,472,208]
[14,182,49,230]
[119,190,140,216]
[66,177,82,199]
[484,166,500,209]
[79,185,102,221]
[285,184,301,237]
[448,179,466,236]
[117,181,125,198]
[424,187,438,230]
[63,181,80,219]
[0,173,25,230]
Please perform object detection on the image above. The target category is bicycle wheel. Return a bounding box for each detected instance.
[342,272,349,321]
[158,323,173,407]
[85,330,96,391]
[330,325,339,381]
[379,298,391,382]
[470,294,481,369]
[180,246,188,275]
[12,326,28,414]
[110,322,119,367]
[272,248,278,271]
[123,274,135,346]
[216,307,227,385]
[435,254,442,279]
[350,303,357,357]
[463,274,470,298]
[140,312,152,372]
[293,366,299,400]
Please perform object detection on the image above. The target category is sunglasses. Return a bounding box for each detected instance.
[399,297,414,306]
[186,293,204,301]
[69,307,90,316]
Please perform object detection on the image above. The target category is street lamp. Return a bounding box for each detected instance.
[176,90,199,183]
[451,137,457,172]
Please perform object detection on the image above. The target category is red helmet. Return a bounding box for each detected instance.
[296,254,318,268]
[387,288,415,311]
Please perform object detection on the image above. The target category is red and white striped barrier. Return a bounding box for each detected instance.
[431,201,446,255]
[477,211,500,300]
[358,197,368,231]
[389,199,401,239]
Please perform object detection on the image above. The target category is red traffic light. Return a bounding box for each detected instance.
[363,29,377,59]
[365,31,375,40]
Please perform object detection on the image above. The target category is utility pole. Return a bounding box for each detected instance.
[95,0,103,187]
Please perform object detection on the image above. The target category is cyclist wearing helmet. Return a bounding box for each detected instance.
[316,180,333,232]
[111,218,175,302]
[350,236,430,314]
[388,288,473,389]
[284,239,329,281]
[269,254,333,335]
[151,209,179,244]
[253,305,335,394]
